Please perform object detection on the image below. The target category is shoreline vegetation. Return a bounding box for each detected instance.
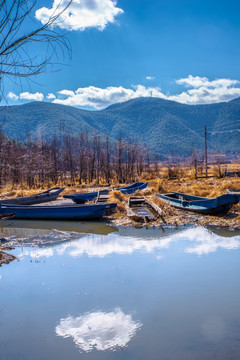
[0,163,239,266]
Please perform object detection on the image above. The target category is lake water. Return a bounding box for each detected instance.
[1,221,240,360]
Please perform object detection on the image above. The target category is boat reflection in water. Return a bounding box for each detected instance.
[0,219,118,237]
[0,219,118,235]
[55,308,142,352]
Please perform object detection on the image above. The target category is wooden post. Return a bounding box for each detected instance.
[205,125,208,178]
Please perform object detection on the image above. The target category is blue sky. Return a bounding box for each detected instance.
[5,0,240,109]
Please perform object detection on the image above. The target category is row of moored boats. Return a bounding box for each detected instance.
[0,182,239,221]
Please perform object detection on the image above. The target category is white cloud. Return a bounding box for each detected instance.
[8,75,240,109]
[171,75,240,104]
[58,89,75,97]
[55,308,142,352]
[47,93,56,100]
[168,87,240,105]
[35,0,124,31]
[146,76,155,80]
[19,92,44,101]
[53,85,166,109]
[8,91,19,101]
[176,75,239,89]
[8,91,44,102]
[51,75,240,108]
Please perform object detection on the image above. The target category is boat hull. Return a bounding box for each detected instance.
[0,203,117,220]
[156,192,239,215]
[0,187,65,205]
[227,189,240,202]
[63,191,98,204]
[120,182,148,195]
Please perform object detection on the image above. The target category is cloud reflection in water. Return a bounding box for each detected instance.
[180,227,240,255]
[55,308,142,352]
[11,226,240,260]
[56,234,172,258]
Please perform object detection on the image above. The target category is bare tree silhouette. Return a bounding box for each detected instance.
[0,0,73,83]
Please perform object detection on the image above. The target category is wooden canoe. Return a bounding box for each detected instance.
[156,192,239,215]
[126,196,161,222]
[0,187,65,205]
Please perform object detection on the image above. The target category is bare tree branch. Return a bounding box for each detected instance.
[0,0,73,82]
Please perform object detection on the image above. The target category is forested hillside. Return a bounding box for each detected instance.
[0,97,240,155]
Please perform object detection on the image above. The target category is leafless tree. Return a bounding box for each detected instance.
[116,135,123,183]
[104,136,111,184]
[0,131,156,190]
[0,0,73,89]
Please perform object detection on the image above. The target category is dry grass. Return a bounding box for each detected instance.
[108,191,126,213]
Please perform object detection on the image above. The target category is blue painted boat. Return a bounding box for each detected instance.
[0,203,117,220]
[225,171,240,177]
[63,182,148,204]
[120,182,148,195]
[227,189,240,194]
[115,182,140,191]
[63,191,98,204]
[156,192,239,215]
[227,189,240,202]
[0,187,65,205]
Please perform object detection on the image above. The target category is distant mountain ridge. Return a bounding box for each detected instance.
[0,97,240,155]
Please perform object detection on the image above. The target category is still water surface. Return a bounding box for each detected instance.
[0,220,240,360]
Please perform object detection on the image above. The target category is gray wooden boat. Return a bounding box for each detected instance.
[156,192,239,215]
[0,187,65,205]
[126,196,162,222]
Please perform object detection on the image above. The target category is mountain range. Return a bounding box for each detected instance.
[0,97,240,155]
